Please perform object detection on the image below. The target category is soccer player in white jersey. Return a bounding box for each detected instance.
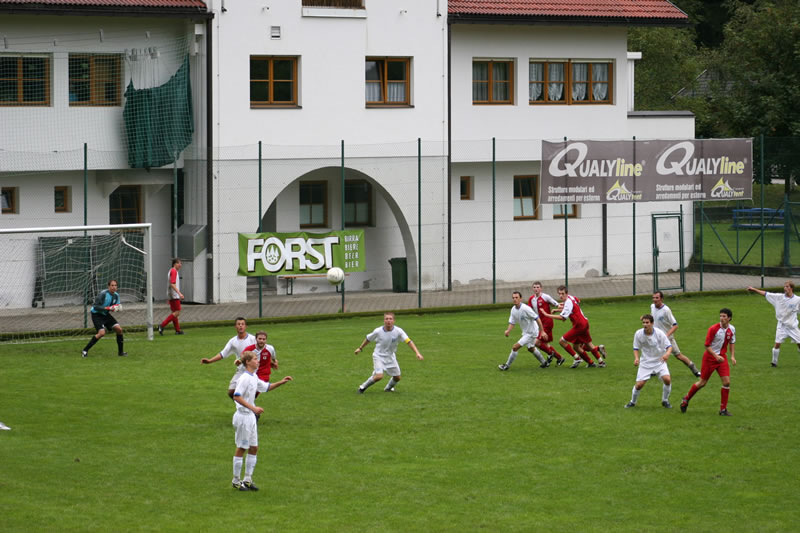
[201,317,257,398]
[651,291,701,377]
[499,291,548,370]
[747,281,800,367]
[230,351,292,491]
[625,314,674,409]
[354,312,423,393]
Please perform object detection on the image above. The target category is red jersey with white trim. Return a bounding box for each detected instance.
[167,267,180,300]
[245,343,277,382]
[529,292,558,330]
[704,323,735,357]
[560,294,589,328]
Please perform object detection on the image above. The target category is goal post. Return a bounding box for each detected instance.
[0,223,153,343]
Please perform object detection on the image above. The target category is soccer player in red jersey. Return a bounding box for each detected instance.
[680,308,737,416]
[159,258,185,335]
[542,285,607,368]
[528,282,565,366]
[243,331,279,398]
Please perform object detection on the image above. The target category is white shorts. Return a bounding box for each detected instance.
[373,354,401,377]
[516,331,538,349]
[636,361,670,382]
[775,323,800,344]
[233,410,258,449]
[667,336,681,355]
[228,365,246,391]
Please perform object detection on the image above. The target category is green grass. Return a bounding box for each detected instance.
[2,293,799,532]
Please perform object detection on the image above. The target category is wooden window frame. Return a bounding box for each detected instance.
[529,60,613,105]
[299,181,328,228]
[0,54,51,107]
[302,0,364,7]
[344,179,373,227]
[250,56,299,108]
[460,176,473,200]
[109,185,142,224]
[472,59,514,105]
[553,204,580,219]
[54,186,71,213]
[1,187,19,214]
[513,175,539,220]
[68,54,122,107]
[365,57,410,107]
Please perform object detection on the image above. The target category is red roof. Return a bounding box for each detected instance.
[449,0,688,20]
[0,0,206,8]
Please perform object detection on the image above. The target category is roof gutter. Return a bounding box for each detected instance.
[0,5,213,19]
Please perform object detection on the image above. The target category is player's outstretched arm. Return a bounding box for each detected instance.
[268,375,293,391]
[747,286,766,296]
[201,353,223,364]
[354,338,369,354]
[408,340,423,360]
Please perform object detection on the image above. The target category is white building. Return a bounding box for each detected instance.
[0,0,694,308]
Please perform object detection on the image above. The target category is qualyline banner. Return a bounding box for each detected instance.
[540,138,753,204]
[238,230,365,277]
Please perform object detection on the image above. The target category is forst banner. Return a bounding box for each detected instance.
[540,139,753,204]
[238,230,365,276]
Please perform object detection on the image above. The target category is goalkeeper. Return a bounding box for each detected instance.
[82,279,127,358]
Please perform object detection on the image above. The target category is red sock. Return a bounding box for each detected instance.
[578,349,593,364]
[591,346,602,361]
[547,346,563,360]
[720,386,729,410]
[160,314,173,328]
[563,344,577,357]
[686,383,700,401]
[173,316,181,331]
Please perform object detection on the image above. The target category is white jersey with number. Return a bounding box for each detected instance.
[765,292,800,329]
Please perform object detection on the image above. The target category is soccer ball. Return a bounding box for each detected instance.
[326,267,345,285]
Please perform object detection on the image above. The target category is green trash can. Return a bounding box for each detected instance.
[388,257,408,293]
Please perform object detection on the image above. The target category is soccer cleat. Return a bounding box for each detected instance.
[540,361,550,368]
[242,480,259,491]
[598,345,607,358]
[680,397,688,413]
[175,330,185,335]
[586,363,597,368]
[719,409,732,416]
[624,402,636,408]
[357,386,365,394]
[233,480,247,491]
[118,352,128,357]
[597,361,606,368]
[498,364,509,371]
[81,350,88,358]
[546,354,554,365]
[158,324,164,336]
[694,371,702,377]
[556,357,566,367]
[662,400,672,409]
[384,387,395,392]
[771,363,778,368]
[570,359,582,369]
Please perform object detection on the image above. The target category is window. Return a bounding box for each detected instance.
[303,0,364,6]
[344,180,372,226]
[69,54,122,106]
[513,176,538,220]
[0,55,50,106]
[530,60,612,105]
[553,204,579,219]
[54,186,71,213]
[299,182,327,228]
[460,176,473,200]
[366,58,410,106]
[1,187,18,214]
[473,60,513,104]
[250,56,298,107]
[109,185,142,224]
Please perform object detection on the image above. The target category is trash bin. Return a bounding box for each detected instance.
[388,257,408,293]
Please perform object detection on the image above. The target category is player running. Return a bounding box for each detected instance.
[528,282,565,366]
[499,291,548,370]
[542,286,606,368]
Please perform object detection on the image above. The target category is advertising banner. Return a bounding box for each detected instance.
[238,230,365,277]
[540,138,753,204]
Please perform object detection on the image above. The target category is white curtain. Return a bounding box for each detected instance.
[365,83,381,102]
[529,63,543,101]
[125,48,163,89]
[548,63,564,101]
[592,64,609,101]
[572,63,587,101]
[492,62,508,100]
[472,62,488,100]
[387,82,405,103]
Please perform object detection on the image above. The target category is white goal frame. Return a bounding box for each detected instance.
[0,223,154,341]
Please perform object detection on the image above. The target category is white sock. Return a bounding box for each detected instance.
[232,456,243,482]
[532,348,546,364]
[244,453,257,481]
[630,386,641,404]
[772,348,780,365]
[506,350,518,366]
[385,377,398,390]
[360,377,377,390]
[662,383,672,402]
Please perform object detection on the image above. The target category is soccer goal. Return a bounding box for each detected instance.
[0,223,153,343]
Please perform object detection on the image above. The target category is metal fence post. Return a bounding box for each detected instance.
[258,141,263,318]
[418,137,422,309]
[492,137,496,304]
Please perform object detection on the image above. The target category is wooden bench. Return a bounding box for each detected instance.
[277,273,349,295]
[731,208,784,230]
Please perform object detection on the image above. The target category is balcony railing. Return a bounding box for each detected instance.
[302,0,365,8]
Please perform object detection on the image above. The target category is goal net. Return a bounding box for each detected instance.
[0,223,153,343]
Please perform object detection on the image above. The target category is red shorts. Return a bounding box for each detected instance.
[538,325,554,343]
[700,354,730,379]
[563,324,592,345]
[169,299,182,312]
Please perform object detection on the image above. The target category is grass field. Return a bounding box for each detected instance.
[2,292,799,532]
